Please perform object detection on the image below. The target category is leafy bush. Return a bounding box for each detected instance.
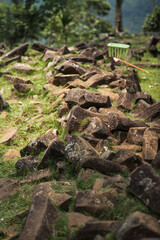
[142,6,160,33]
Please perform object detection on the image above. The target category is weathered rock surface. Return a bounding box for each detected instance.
[81,157,127,174]
[127,127,146,145]
[4,75,32,85]
[55,60,86,75]
[38,137,66,169]
[53,74,79,86]
[0,94,9,111]
[75,189,118,216]
[76,221,121,240]
[114,149,142,171]
[20,129,57,156]
[142,128,158,162]
[127,163,160,214]
[65,88,111,109]
[33,183,72,211]
[0,178,19,201]
[0,43,29,61]
[19,195,60,240]
[65,134,100,164]
[21,168,51,184]
[0,127,17,144]
[12,63,35,74]
[114,211,160,240]
[135,101,160,122]
[15,155,39,172]
[117,92,135,111]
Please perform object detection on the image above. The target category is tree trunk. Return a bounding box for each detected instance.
[152,0,155,11]
[115,0,123,32]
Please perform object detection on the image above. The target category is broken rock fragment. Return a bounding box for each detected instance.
[19,195,60,240]
[75,189,118,216]
[114,211,160,240]
[127,163,160,214]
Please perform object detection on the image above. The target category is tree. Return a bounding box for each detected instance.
[142,6,160,34]
[0,1,42,48]
[115,0,124,33]
[41,0,111,45]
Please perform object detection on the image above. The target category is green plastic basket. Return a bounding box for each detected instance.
[108,43,130,60]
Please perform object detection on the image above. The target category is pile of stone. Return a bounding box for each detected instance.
[0,39,160,240]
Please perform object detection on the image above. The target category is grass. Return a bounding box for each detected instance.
[0,35,160,237]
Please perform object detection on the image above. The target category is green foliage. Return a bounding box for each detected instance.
[76,172,102,190]
[79,117,91,131]
[54,213,69,240]
[0,184,33,230]
[142,6,160,33]
[0,1,42,48]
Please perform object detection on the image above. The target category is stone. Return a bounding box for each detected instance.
[0,94,9,111]
[53,74,79,86]
[117,92,135,111]
[15,155,39,172]
[81,156,126,175]
[57,45,70,55]
[109,79,126,89]
[50,87,70,97]
[132,99,150,112]
[12,63,35,74]
[66,106,106,134]
[4,75,32,84]
[82,73,115,88]
[0,178,19,201]
[20,129,57,157]
[113,131,128,144]
[33,183,72,211]
[14,83,32,93]
[65,134,100,164]
[82,71,97,81]
[127,163,160,214]
[152,151,160,169]
[58,102,69,117]
[92,178,105,190]
[67,53,94,63]
[65,88,111,109]
[32,42,56,52]
[148,36,160,56]
[97,88,119,103]
[103,175,126,189]
[75,41,88,50]
[114,211,160,240]
[0,43,29,61]
[83,117,111,138]
[114,149,142,171]
[75,189,118,216]
[43,49,56,62]
[142,128,158,162]
[55,60,86,75]
[46,70,54,84]
[76,221,121,240]
[38,137,66,169]
[2,55,21,67]
[66,212,93,228]
[135,102,160,122]
[19,195,60,240]
[0,127,17,144]
[3,149,20,161]
[135,92,155,105]
[105,112,141,132]
[21,168,51,184]
[43,84,55,91]
[127,127,146,145]
[112,143,142,154]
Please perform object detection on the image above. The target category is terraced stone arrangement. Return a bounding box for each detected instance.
[0,40,160,240]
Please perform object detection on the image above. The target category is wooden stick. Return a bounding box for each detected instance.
[118,59,149,73]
